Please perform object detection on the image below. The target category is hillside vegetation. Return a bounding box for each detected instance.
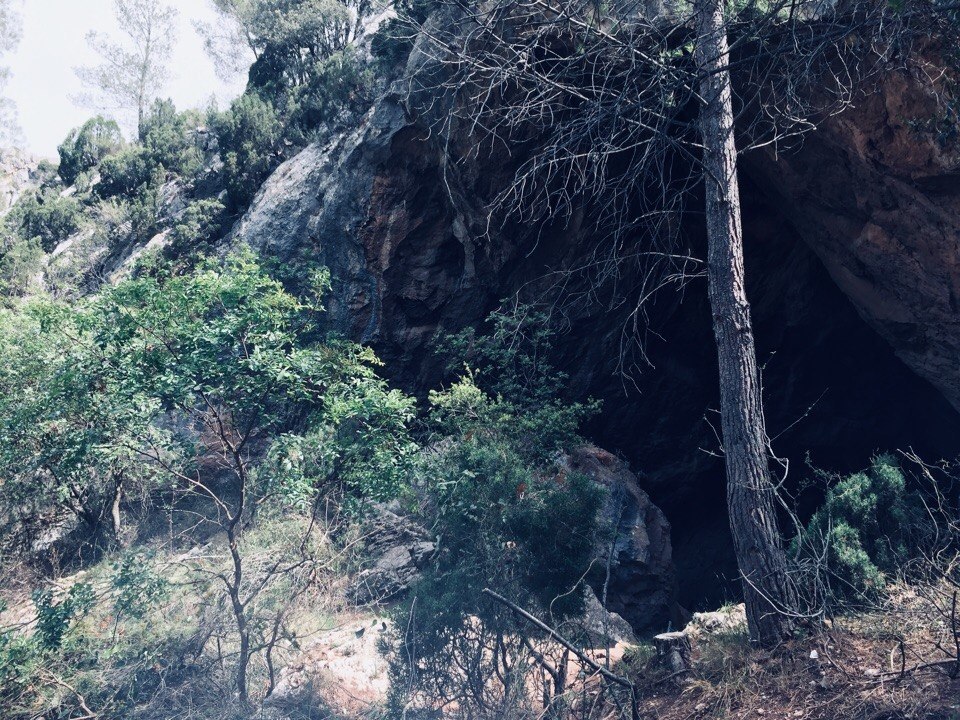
[0,0,959,718]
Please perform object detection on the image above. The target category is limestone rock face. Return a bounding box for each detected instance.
[561,446,679,635]
[572,585,640,648]
[743,52,960,413]
[266,615,390,719]
[228,38,960,605]
[0,149,44,216]
[351,505,435,605]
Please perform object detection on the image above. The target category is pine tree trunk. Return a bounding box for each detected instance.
[694,0,798,647]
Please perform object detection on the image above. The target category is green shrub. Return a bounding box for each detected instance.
[33,583,96,651]
[111,553,168,621]
[792,455,928,604]
[435,305,598,461]
[0,235,43,298]
[57,116,125,186]
[387,309,602,713]
[288,47,370,130]
[96,146,155,198]
[0,629,37,708]
[139,98,203,178]
[370,0,434,71]
[243,0,358,99]
[11,190,82,252]
[167,198,229,259]
[211,93,284,208]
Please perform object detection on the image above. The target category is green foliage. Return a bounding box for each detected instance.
[90,250,416,507]
[388,309,603,711]
[211,93,284,208]
[0,298,159,546]
[111,552,168,620]
[96,146,156,198]
[0,235,42,299]
[95,101,201,199]
[792,455,928,603]
[242,0,360,98]
[204,0,377,208]
[8,189,83,252]
[57,116,125,186]
[418,375,602,617]
[435,306,599,461]
[370,0,434,71]
[262,361,418,509]
[138,98,203,178]
[287,46,369,130]
[0,630,37,708]
[167,197,229,259]
[33,582,96,650]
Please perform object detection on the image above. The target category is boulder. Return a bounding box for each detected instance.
[266,615,390,719]
[567,585,639,649]
[684,603,747,641]
[350,505,435,605]
[561,446,680,635]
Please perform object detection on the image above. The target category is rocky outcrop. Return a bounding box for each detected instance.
[743,52,960,413]
[266,614,391,719]
[231,37,960,607]
[347,450,678,635]
[0,149,44,216]
[350,504,435,605]
[562,446,679,635]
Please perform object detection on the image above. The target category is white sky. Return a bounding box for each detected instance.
[5,0,247,158]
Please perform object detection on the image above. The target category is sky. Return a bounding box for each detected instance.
[5,0,247,158]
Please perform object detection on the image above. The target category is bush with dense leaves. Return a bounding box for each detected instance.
[167,198,229,259]
[96,147,157,199]
[0,235,43,298]
[138,99,203,178]
[792,455,932,604]
[370,0,434,71]
[9,190,83,252]
[211,93,284,208]
[287,46,369,130]
[387,309,603,713]
[57,116,124,186]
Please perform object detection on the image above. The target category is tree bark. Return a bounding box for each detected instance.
[654,631,692,675]
[693,0,798,647]
[111,472,124,546]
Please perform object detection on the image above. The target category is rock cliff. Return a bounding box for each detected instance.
[231,43,960,607]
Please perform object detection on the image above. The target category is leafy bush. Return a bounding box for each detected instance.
[167,198,229,259]
[792,455,929,604]
[33,583,96,650]
[96,146,156,198]
[10,190,83,252]
[211,93,284,208]
[387,309,603,714]
[287,46,369,130]
[0,235,43,298]
[370,0,434,71]
[0,628,37,710]
[111,553,168,621]
[435,305,598,460]
[139,98,203,178]
[57,116,124,186]
[242,0,359,98]
[0,299,160,552]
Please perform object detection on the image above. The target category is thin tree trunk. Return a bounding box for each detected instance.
[111,472,124,546]
[694,0,798,647]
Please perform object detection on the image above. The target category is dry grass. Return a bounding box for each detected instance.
[618,599,960,720]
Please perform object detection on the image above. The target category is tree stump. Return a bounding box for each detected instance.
[654,631,692,674]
